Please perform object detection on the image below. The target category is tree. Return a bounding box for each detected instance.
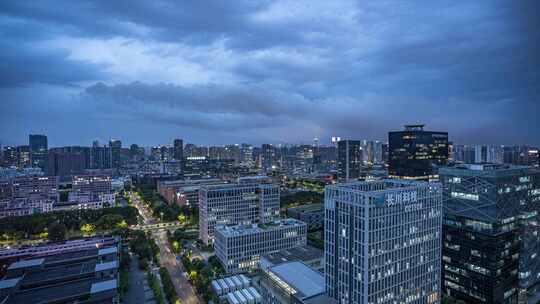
[96,214,124,230]
[48,223,67,242]
[80,223,95,236]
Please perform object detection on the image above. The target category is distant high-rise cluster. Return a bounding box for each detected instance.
[1,128,540,304]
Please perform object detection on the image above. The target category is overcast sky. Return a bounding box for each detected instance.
[1,1,539,147]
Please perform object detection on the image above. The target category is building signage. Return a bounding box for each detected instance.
[386,191,418,206]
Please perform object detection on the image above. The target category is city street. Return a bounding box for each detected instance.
[130,192,200,304]
[125,255,146,304]
[154,230,199,304]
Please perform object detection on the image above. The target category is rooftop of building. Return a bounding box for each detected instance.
[261,245,323,266]
[440,163,538,176]
[158,178,225,187]
[202,180,278,191]
[297,293,338,304]
[7,278,117,304]
[0,241,119,303]
[0,236,119,259]
[267,261,325,299]
[287,203,323,214]
[328,179,434,194]
[216,218,306,237]
[7,258,45,270]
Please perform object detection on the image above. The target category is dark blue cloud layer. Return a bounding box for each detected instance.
[0,1,538,146]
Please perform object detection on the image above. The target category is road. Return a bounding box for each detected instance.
[125,254,146,304]
[154,230,199,304]
[130,192,200,304]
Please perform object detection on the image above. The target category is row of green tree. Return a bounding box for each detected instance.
[147,271,165,304]
[181,254,217,303]
[129,230,160,269]
[167,228,198,254]
[159,267,178,304]
[0,206,139,239]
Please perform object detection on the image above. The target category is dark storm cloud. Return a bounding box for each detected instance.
[0,0,539,146]
[0,41,106,87]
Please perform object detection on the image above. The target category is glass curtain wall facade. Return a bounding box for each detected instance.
[325,180,442,304]
[440,164,540,304]
[388,125,448,180]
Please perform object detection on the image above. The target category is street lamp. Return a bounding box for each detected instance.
[160,211,164,222]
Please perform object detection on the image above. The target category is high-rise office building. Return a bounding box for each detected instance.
[337,140,362,181]
[240,143,254,164]
[440,164,540,304]
[199,177,280,245]
[109,139,122,170]
[261,144,276,171]
[46,149,86,178]
[388,124,448,180]
[91,141,112,169]
[29,134,48,169]
[2,146,17,167]
[16,145,31,168]
[173,139,183,161]
[325,180,443,304]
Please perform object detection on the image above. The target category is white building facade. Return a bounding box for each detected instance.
[199,181,280,245]
[214,219,307,274]
[325,180,443,304]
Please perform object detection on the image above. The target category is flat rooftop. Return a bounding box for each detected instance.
[262,245,323,266]
[8,278,116,304]
[328,179,433,194]
[268,261,325,299]
[216,219,305,237]
[7,258,45,270]
[6,261,97,283]
[440,164,538,177]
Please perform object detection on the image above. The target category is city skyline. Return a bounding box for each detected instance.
[1,1,539,146]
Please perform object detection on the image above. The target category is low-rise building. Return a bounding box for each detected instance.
[259,261,336,304]
[0,176,59,218]
[0,240,119,303]
[157,178,228,206]
[68,175,114,209]
[260,245,324,273]
[286,204,323,231]
[0,198,54,218]
[215,219,307,274]
[0,236,119,265]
